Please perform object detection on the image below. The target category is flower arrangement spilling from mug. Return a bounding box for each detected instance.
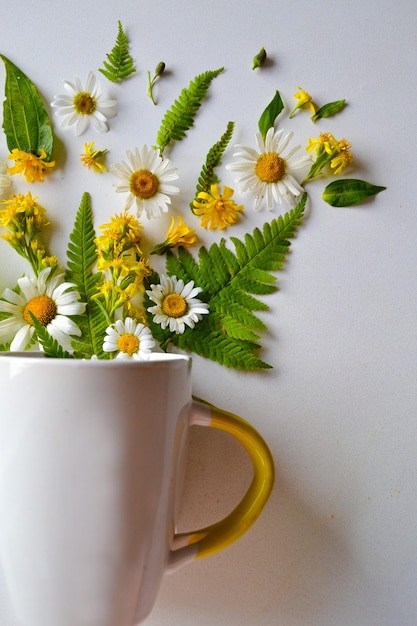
[0,28,386,370]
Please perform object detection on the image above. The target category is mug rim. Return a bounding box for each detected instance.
[0,351,191,367]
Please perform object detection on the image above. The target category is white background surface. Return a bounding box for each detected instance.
[0,1,416,625]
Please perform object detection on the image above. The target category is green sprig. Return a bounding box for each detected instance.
[147,62,165,105]
[190,120,235,211]
[98,21,136,83]
[66,192,108,358]
[155,67,224,156]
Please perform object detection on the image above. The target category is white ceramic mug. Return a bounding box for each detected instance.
[0,353,274,626]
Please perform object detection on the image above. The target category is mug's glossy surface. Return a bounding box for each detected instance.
[0,353,274,626]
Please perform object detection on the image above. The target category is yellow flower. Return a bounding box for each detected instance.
[6,149,55,183]
[97,211,143,247]
[80,141,108,173]
[193,183,243,230]
[306,132,337,156]
[330,138,353,175]
[151,215,198,255]
[167,215,197,247]
[0,192,48,232]
[289,87,316,119]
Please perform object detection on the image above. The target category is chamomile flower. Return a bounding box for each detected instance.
[146,275,209,334]
[226,127,311,211]
[111,146,180,219]
[103,317,155,360]
[51,72,117,136]
[0,267,85,351]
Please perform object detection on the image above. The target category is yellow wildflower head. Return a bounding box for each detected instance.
[330,138,353,175]
[80,142,108,173]
[289,87,316,119]
[6,148,55,183]
[98,211,143,247]
[166,215,198,247]
[151,214,198,255]
[306,132,337,155]
[0,192,48,232]
[193,183,244,230]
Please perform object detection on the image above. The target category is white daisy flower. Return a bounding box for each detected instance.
[111,146,180,219]
[146,275,209,335]
[103,317,155,360]
[0,267,85,351]
[226,127,311,211]
[51,71,117,136]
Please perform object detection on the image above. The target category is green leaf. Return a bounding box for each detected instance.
[322,179,386,207]
[145,193,307,370]
[258,91,284,140]
[0,54,53,159]
[311,99,346,122]
[66,192,108,358]
[302,149,333,184]
[155,67,224,156]
[98,20,136,83]
[191,120,235,211]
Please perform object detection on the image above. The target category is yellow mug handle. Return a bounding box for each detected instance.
[169,397,274,568]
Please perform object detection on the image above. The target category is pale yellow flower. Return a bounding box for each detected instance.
[193,183,243,230]
[6,149,55,183]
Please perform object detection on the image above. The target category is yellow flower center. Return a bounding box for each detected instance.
[73,92,96,115]
[23,295,57,326]
[255,153,286,183]
[117,333,140,356]
[162,293,187,318]
[130,170,159,199]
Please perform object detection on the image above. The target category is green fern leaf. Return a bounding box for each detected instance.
[99,21,136,83]
[28,313,73,358]
[66,192,108,358]
[146,193,307,369]
[190,121,235,211]
[155,67,224,156]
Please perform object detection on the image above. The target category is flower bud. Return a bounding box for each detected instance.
[252,47,267,70]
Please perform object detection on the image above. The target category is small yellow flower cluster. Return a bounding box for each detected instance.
[0,192,56,273]
[307,132,353,175]
[94,211,152,321]
[6,149,55,183]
